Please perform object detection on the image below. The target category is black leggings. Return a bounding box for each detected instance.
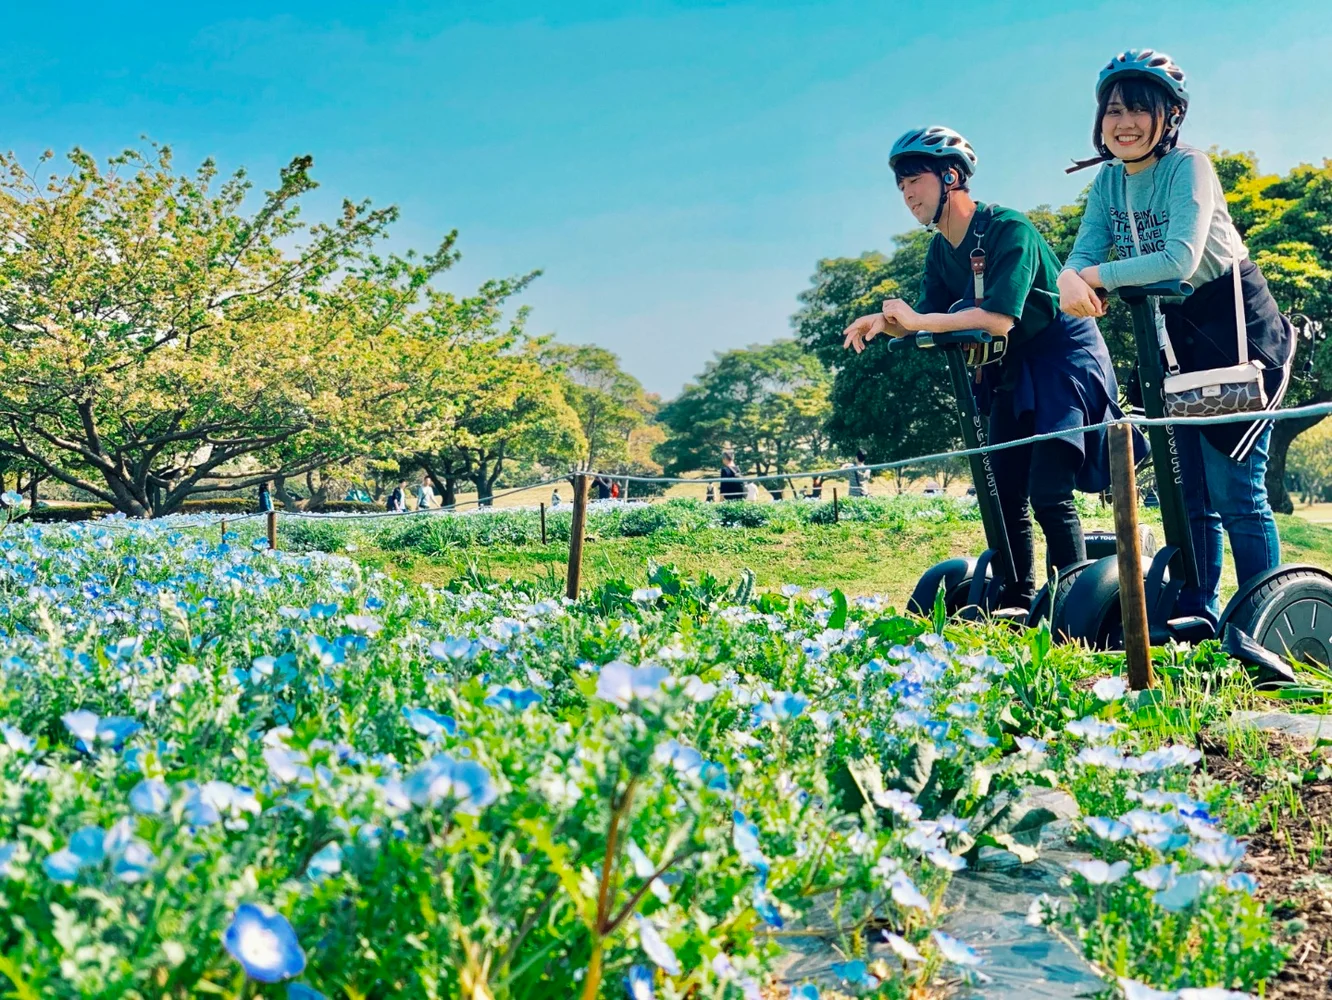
[988,401,1086,607]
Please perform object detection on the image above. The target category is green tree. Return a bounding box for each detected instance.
[387,281,586,506]
[540,343,652,471]
[1287,417,1332,504]
[654,339,832,498]
[0,144,456,516]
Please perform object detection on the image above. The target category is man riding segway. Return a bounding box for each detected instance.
[844,126,1142,615]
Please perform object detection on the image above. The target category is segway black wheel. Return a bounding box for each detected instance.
[1218,565,1332,668]
[907,557,988,618]
[1027,559,1096,634]
[1052,555,1124,649]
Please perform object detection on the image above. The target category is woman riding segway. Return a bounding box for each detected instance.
[1059,49,1295,627]
[844,126,1139,613]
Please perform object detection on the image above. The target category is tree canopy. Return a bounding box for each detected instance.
[654,339,832,496]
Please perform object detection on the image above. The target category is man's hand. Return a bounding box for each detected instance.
[1057,269,1106,319]
[881,298,923,331]
[843,313,888,353]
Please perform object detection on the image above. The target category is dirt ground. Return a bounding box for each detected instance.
[1206,744,1332,998]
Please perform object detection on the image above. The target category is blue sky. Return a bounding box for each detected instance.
[2,0,1329,396]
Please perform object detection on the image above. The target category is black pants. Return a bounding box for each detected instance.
[988,400,1086,607]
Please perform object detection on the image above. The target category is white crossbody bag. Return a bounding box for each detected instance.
[1124,181,1267,418]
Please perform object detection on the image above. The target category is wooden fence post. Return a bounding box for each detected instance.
[220,518,227,544]
[266,510,278,552]
[832,487,839,524]
[565,474,589,600]
[1110,424,1153,690]
[540,502,547,545]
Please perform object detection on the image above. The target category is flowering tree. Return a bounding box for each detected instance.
[0,144,456,515]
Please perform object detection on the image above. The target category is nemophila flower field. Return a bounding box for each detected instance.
[0,513,1290,999]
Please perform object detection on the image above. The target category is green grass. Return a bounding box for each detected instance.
[340,511,1332,610]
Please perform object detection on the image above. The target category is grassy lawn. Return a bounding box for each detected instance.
[348,509,1332,606]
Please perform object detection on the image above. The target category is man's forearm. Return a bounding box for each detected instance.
[914,307,1015,337]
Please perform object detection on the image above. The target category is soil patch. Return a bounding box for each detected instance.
[1206,744,1332,998]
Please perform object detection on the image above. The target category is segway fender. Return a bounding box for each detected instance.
[907,557,982,616]
[1217,563,1332,632]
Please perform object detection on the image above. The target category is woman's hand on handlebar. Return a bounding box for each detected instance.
[1057,268,1106,319]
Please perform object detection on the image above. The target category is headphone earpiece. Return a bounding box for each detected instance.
[1168,109,1183,129]
[942,170,957,186]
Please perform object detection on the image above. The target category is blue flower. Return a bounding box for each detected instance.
[596,660,670,708]
[1,723,34,754]
[69,825,106,867]
[61,709,141,751]
[753,886,783,927]
[288,986,327,1000]
[429,637,475,661]
[625,964,655,999]
[0,842,17,878]
[113,840,157,883]
[790,986,819,1000]
[402,707,457,740]
[755,691,809,723]
[403,753,498,813]
[732,812,769,875]
[130,778,171,815]
[483,686,544,711]
[223,904,306,982]
[932,930,983,966]
[42,849,84,882]
[830,960,879,989]
[306,635,345,666]
[307,842,343,881]
[1085,817,1133,842]
[634,913,680,975]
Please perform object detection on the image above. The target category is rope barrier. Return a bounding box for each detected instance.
[582,400,1332,486]
[23,400,1332,524]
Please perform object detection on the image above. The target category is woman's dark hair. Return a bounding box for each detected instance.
[892,153,970,191]
[1093,77,1182,162]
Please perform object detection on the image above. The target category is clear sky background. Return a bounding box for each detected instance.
[2,0,1328,397]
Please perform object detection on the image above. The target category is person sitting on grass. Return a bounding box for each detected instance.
[843,126,1137,609]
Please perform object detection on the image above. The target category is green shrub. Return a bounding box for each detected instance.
[29,503,115,523]
[312,500,384,513]
[280,519,353,553]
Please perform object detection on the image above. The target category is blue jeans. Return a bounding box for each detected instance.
[1173,423,1281,622]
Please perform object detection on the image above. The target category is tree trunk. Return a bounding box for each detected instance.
[1267,414,1325,515]
[273,474,300,511]
[305,470,330,511]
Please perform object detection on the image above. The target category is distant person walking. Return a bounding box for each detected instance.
[595,476,612,501]
[386,480,407,512]
[610,480,620,499]
[258,482,274,513]
[848,451,871,497]
[415,476,436,510]
[551,489,562,509]
[719,450,744,502]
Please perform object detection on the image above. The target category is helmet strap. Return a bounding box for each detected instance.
[929,171,951,230]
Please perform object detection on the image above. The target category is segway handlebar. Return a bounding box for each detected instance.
[1112,279,1194,301]
[886,329,991,351]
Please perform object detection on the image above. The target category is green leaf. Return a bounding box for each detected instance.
[932,580,948,634]
[828,588,848,631]
[886,740,939,799]
[516,817,594,926]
